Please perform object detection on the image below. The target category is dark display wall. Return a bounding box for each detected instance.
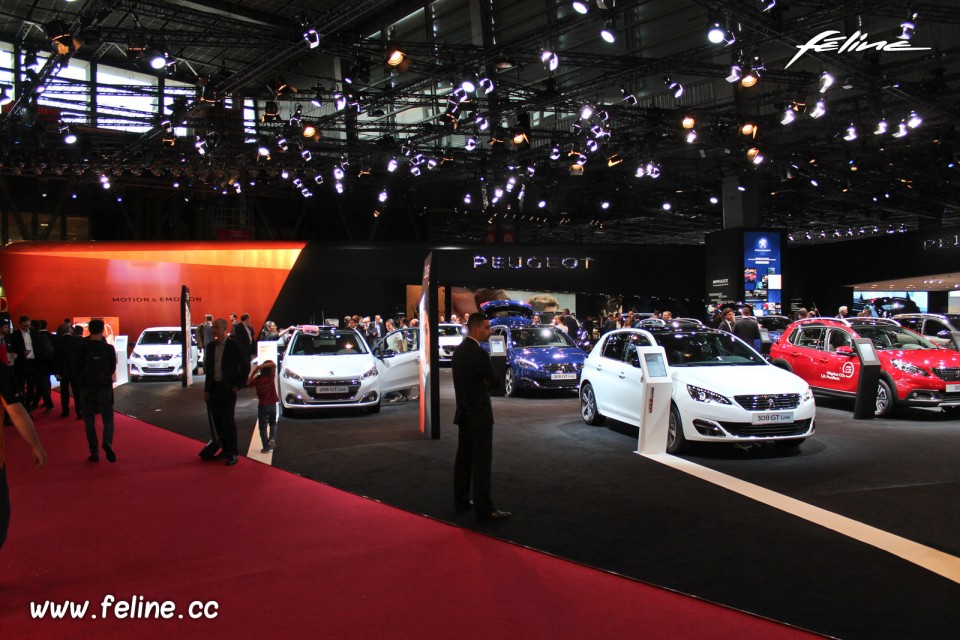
[267,242,707,325]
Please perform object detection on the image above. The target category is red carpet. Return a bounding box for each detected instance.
[1,405,822,639]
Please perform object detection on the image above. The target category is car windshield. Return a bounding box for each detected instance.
[512,328,576,348]
[853,324,938,350]
[139,331,184,345]
[287,330,369,355]
[439,325,464,337]
[653,331,766,367]
[757,316,790,331]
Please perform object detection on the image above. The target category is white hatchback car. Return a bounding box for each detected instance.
[437,322,465,362]
[129,326,199,381]
[278,325,419,415]
[579,328,815,453]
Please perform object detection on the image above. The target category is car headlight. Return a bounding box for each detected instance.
[686,384,731,405]
[803,387,814,402]
[131,351,142,359]
[515,358,539,369]
[361,364,379,380]
[890,359,929,377]
[282,367,303,382]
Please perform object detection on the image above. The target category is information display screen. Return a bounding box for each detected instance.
[644,353,668,378]
[489,336,506,355]
[854,338,880,365]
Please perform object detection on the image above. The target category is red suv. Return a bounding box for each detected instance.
[769,317,960,417]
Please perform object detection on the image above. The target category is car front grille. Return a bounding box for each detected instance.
[145,354,174,361]
[541,362,582,373]
[733,393,801,411]
[933,367,960,381]
[303,378,361,401]
[720,418,813,438]
[142,367,175,373]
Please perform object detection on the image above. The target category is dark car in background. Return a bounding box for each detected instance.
[894,314,960,350]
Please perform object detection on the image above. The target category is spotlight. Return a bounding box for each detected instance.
[726,64,741,83]
[646,163,661,178]
[549,146,561,160]
[600,201,610,210]
[303,28,320,48]
[662,202,672,211]
[475,115,489,131]
[600,22,616,44]
[579,103,594,120]
[378,190,388,203]
[465,137,477,151]
[386,45,412,74]
[907,110,921,128]
[572,1,589,14]
[758,0,776,12]
[194,136,208,155]
[257,142,270,157]
[335,181,344,193]
[333,92,347,110]
[843,124,857,141]
[314,174,324,184]
[874,119,888,135]
[262,101,280,122]
[301,149,312,161]
[709,196,719,204]
[302,123,317,138]
[149,51,168,70]
[740,122,758,137]
[538,200,547,208]
[464,193,472,204]
[740,68,758,87]
[310,86,323,107]
[893,121,908,138]
[818,71,834,93]
[410,166,421,177]
[746,147,764,164]
[621,86,637,105]
[899,11,918,40]
[540,49,559,72]
[685,130,697,143]
[707,22,725,44]
[460,76,477,93]
[478,77,495,94]
[681,115,696,129]
[277,137,289,152]
[60,123,77,144]
[665,77,683,98]
[809,100,826,118]
[781,105,796,125]
[585,138,598,153]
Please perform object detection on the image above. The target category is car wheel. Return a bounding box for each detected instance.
[580,383,605,426]
[368,401,381,414]
[666,404,687,454]
[875,378,895,418]
[130,374,140,383]
[504,368,518,397]
[279,402,290,417]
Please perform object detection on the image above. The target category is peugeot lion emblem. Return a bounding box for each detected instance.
[767,398,776,409]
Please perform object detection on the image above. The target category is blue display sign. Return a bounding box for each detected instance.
[743,232,782,313]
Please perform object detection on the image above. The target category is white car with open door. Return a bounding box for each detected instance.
[372,327,421,393]
[579,328,815,453]
[437,323,465,362]
[277,325,418,415]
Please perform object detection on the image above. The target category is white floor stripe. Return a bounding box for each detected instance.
[643,453,960,585]
[246,420,274,465]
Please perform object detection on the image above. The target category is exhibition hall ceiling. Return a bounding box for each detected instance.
[0,0,958,245]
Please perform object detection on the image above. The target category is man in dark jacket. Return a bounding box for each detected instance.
[54,324,84,419]
[205,318,249,466]
[76,319,117,462]
[452,312,510,520]
[733,305,762,347]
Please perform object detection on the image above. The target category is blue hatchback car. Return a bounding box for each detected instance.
[488,324,588,396]
[480,299,535,328]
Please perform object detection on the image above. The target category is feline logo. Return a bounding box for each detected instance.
[785,30,930,69]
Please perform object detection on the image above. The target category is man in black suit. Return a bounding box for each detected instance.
[231,312,255,362]
[718,308,736,334]
[204,318,249,466]
[733,304,762,347]
[9,315,42,411]
[452,312,510,520]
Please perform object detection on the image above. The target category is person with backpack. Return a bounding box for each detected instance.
[75,319,117,463]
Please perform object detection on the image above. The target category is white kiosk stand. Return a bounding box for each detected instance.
[114,335,129,386]
[633,345,674,455]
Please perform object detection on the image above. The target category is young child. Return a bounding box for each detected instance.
[247,360,279,453]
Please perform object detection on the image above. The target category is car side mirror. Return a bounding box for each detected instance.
[835,345,856,356]
[379,348,397,359]
[937,329,951,339]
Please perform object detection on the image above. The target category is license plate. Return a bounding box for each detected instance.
[752,411,794,425]
[947,384,960,393]
[551,373,577,381]
[312,386,349,394]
